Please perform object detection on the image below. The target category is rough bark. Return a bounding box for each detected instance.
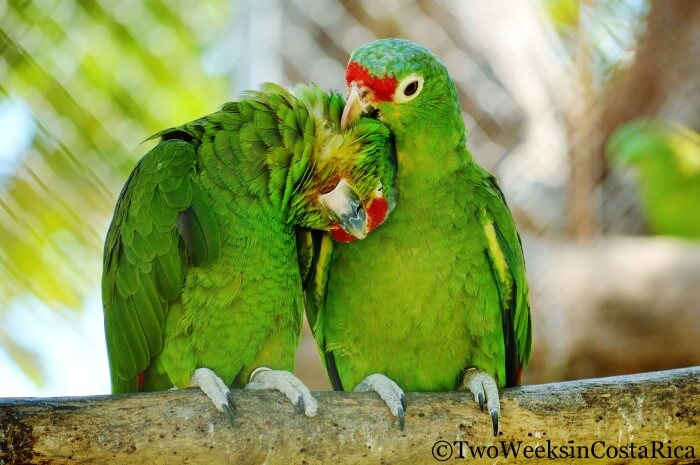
[1,368,698,464]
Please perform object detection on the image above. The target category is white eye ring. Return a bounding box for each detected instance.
[394,74,424,103]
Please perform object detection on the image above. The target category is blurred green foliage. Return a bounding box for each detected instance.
[542,0,581,33]
[541,0,649,86]
[0,0,230,383]
[608,119,700,238]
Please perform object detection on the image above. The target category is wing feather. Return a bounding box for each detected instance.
[479,171,532,386]
[102,139,220,393]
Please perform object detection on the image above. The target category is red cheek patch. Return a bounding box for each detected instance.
[330,224,358,243]
[367,198,389,232]
[346,61,397,102]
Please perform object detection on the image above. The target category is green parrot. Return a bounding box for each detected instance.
[305,39,531,434]
[607,119,700,238]
[102,83,396,419]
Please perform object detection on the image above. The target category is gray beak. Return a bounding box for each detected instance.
[319,179,368,239]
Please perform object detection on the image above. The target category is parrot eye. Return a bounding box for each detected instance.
[394,74,424,103]
[404,81,418,96]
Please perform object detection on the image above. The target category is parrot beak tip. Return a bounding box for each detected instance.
[320,179,369,240]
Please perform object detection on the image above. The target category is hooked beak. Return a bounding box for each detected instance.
[341,84,366,131]
[319,179,368,240]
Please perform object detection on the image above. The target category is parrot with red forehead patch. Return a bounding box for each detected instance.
[304,39,531,435]
[102,83,395,422]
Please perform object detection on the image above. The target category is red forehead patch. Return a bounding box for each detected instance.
[346,61,397,102]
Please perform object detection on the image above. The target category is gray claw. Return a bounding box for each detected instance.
[491,410,499,436]
[463,369,501,436]
[354,374,405,430]
[296,396,305,415]
[222,404,235,425]
[222,392,236,425]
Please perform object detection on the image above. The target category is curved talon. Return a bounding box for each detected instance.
[227,391,236,412]
[355,374,406,429]
[245,368,318,417]
[397,406,405,431]
[223,405,234,425]
[463,369,501,436]
[223,391,236,425]
[190,367,235,423]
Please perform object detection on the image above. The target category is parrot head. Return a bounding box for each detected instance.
[314,116,397,243]
[340,39,463,167]
[607,119,700,170]
[289,83,396,242]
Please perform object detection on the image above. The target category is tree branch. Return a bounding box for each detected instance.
[1,368,698,464]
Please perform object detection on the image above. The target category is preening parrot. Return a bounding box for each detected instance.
[305,39,532,434]
[102,83,396,420]
[607,119,700,238]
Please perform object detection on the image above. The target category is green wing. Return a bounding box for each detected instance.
[299,230,334,331]
[297,228,344,389]
[479,170,532,387]
[102,138,220,393]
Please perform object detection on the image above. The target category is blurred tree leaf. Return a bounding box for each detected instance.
[0,327,45,387]
[0,0,230,383]
[539,0,649,86]
[542,0,581,35]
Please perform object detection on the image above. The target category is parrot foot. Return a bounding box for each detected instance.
[355,374,407,430]
[462,368,500,436]
[191,367,236,425]
[245,367,318,417]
